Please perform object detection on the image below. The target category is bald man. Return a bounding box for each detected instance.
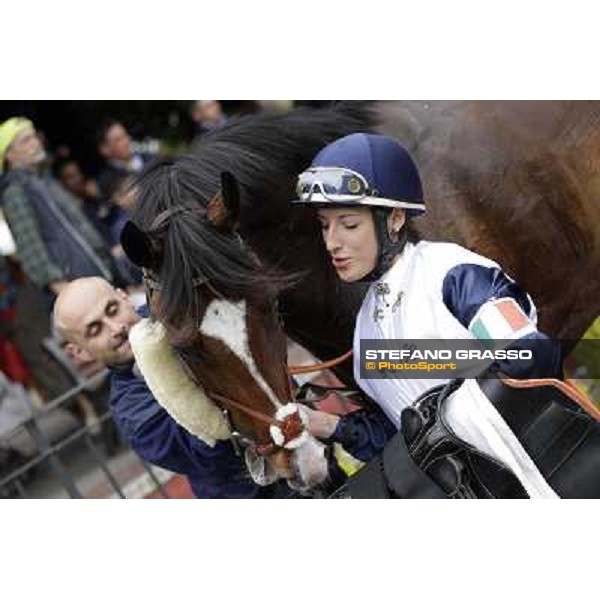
[54,277,293,499]
[54,278,139,369]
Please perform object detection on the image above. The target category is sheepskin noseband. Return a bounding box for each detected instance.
[129,318,231,446]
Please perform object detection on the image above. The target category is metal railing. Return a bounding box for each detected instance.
[0,371,171,499]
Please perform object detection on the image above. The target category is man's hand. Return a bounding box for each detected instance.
[299,405,340,440]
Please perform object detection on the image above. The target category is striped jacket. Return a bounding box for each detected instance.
[0,169,112,290]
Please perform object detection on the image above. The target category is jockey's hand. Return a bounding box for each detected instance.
[299,405,340,440]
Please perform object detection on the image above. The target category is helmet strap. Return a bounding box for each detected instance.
[358,207,408,283]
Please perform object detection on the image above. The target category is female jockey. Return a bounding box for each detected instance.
[294,133,564,498]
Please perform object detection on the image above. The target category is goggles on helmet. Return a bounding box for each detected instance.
[294,166,426,212]
[296,167,374,203]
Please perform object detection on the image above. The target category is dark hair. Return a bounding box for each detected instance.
[103,171,130,200]
[405,216,422,243]
[96,119,124,147]
[131,157,299,329]
[52,156,79,180]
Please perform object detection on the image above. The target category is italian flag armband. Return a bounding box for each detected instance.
[469,297,537,345]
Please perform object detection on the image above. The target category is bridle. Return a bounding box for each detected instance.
[143,284,356,457]
[138,207,356,459]
[145,262,354,457]
[209,392,304,456]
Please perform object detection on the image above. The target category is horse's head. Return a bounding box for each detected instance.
[122,159,329,490]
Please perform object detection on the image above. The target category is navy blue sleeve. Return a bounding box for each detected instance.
[442,264,563,379]
[330,408,398,463]
[110,368,208,473]
[109,367,273,498]
[488,333,563,379]
[442,263,532,326]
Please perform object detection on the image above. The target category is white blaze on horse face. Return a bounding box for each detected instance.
[199,299,283,408]
[200,298,329,490]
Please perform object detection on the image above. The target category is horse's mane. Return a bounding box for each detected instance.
[131,158,289,330]
[130,103,378,330]
[190,102,378,228]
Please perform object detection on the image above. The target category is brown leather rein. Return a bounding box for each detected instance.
[215,357,600,456]
[208,349,354,456]
[208,392,303,456]
[210,348,354,426]
[287,349,354,375]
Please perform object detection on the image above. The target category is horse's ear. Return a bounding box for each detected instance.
[207,171,240,232]
[120,221,160,269]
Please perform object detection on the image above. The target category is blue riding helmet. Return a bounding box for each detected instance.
[293,133,426,282]
[293,133,426,217]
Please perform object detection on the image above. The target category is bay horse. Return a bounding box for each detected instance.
[378,101,600,348]
[123,102,600,491]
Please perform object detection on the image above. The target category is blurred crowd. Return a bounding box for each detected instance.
[0,100,239,474]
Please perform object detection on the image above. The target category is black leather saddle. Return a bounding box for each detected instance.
[330,376,600,499]
[478,377,600,498]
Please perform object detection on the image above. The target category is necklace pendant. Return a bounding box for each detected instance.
[375,282,390,298]
[375,282,391,308]
[373,307,384,322]
[392,291,404,312]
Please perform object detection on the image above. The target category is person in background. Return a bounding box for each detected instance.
[54,157,141,288]
[96,120,154,200]
[0,232,102,430]
[53,156,115,244]
[0,117,114,306]
[190,101,228,139]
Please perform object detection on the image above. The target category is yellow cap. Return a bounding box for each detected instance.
[0,117,34,173]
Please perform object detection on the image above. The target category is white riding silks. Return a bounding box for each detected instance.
[354,240,557,497]
[129,318,231,446]
[443,378,559,499]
